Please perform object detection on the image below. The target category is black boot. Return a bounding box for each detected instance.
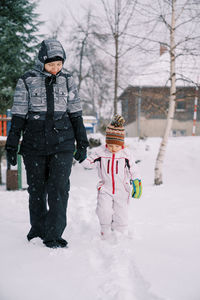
[27,228,44,241]
[43,238,68,248]
[57,238,68,247]
[43,240,60,248]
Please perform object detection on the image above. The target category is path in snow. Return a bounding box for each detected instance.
[66,163,166,300]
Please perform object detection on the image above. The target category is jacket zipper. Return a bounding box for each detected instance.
[111,153,115,194]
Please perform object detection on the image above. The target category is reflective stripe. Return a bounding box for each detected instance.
[107,160,110,174]
[111,153,115,194]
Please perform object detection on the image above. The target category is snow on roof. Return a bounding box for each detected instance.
[83,116,97,120]
[84,123,94,128]
[83,116,98,124]
[129,52,200,87]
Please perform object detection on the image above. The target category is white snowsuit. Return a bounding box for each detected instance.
[82,145,141,233]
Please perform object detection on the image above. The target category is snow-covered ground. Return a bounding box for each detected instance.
[0,136,200,300]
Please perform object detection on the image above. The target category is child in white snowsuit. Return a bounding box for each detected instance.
[81,115,142,237]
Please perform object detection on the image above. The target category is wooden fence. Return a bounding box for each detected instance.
[0,112,11,136]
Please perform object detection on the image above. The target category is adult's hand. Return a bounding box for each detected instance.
[74,146,87,163]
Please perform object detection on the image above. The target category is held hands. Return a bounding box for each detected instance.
[7,149,17,166]
[74,145,87,163]
[131,179,142,199]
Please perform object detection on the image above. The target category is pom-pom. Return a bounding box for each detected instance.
[110,114,125,127]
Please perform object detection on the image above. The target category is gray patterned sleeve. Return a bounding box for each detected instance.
[67,75,82,113]
[11,78,29,116]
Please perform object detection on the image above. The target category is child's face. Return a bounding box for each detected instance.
[107,144,122,153]
[44,61,63,75]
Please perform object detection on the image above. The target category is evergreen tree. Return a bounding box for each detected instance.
[0,0,41,113]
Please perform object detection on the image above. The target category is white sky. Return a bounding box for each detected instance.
[35,0,94,38]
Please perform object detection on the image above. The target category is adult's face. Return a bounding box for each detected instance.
[44,61,63,75]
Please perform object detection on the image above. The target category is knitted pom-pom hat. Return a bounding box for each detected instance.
[106,115,125,146]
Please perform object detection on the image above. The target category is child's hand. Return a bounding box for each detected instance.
[131,179,142,198]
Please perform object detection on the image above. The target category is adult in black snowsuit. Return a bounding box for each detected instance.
[5,39,89,248]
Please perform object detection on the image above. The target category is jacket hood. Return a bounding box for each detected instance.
[34,39,66,73]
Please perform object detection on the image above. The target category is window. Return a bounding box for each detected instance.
[172,129,186,136]
[176,99,186,111]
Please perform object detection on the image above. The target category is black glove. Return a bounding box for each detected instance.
[74,146,87,163]
[69,114,89,148]
[7,149,17,166]
[6,115,26,152]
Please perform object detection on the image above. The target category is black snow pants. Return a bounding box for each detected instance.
[23,151,73,241]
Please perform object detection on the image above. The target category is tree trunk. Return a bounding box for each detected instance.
[77,39,85,92]
[114,33,119,115]
[154,0,176,185]
[113,0,119,115]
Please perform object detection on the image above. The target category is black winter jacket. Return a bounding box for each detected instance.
[6,39,89,155]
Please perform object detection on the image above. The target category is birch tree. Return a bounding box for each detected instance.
[153,0,200,185]
[154,0,176,185]
[134,0,200,185]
